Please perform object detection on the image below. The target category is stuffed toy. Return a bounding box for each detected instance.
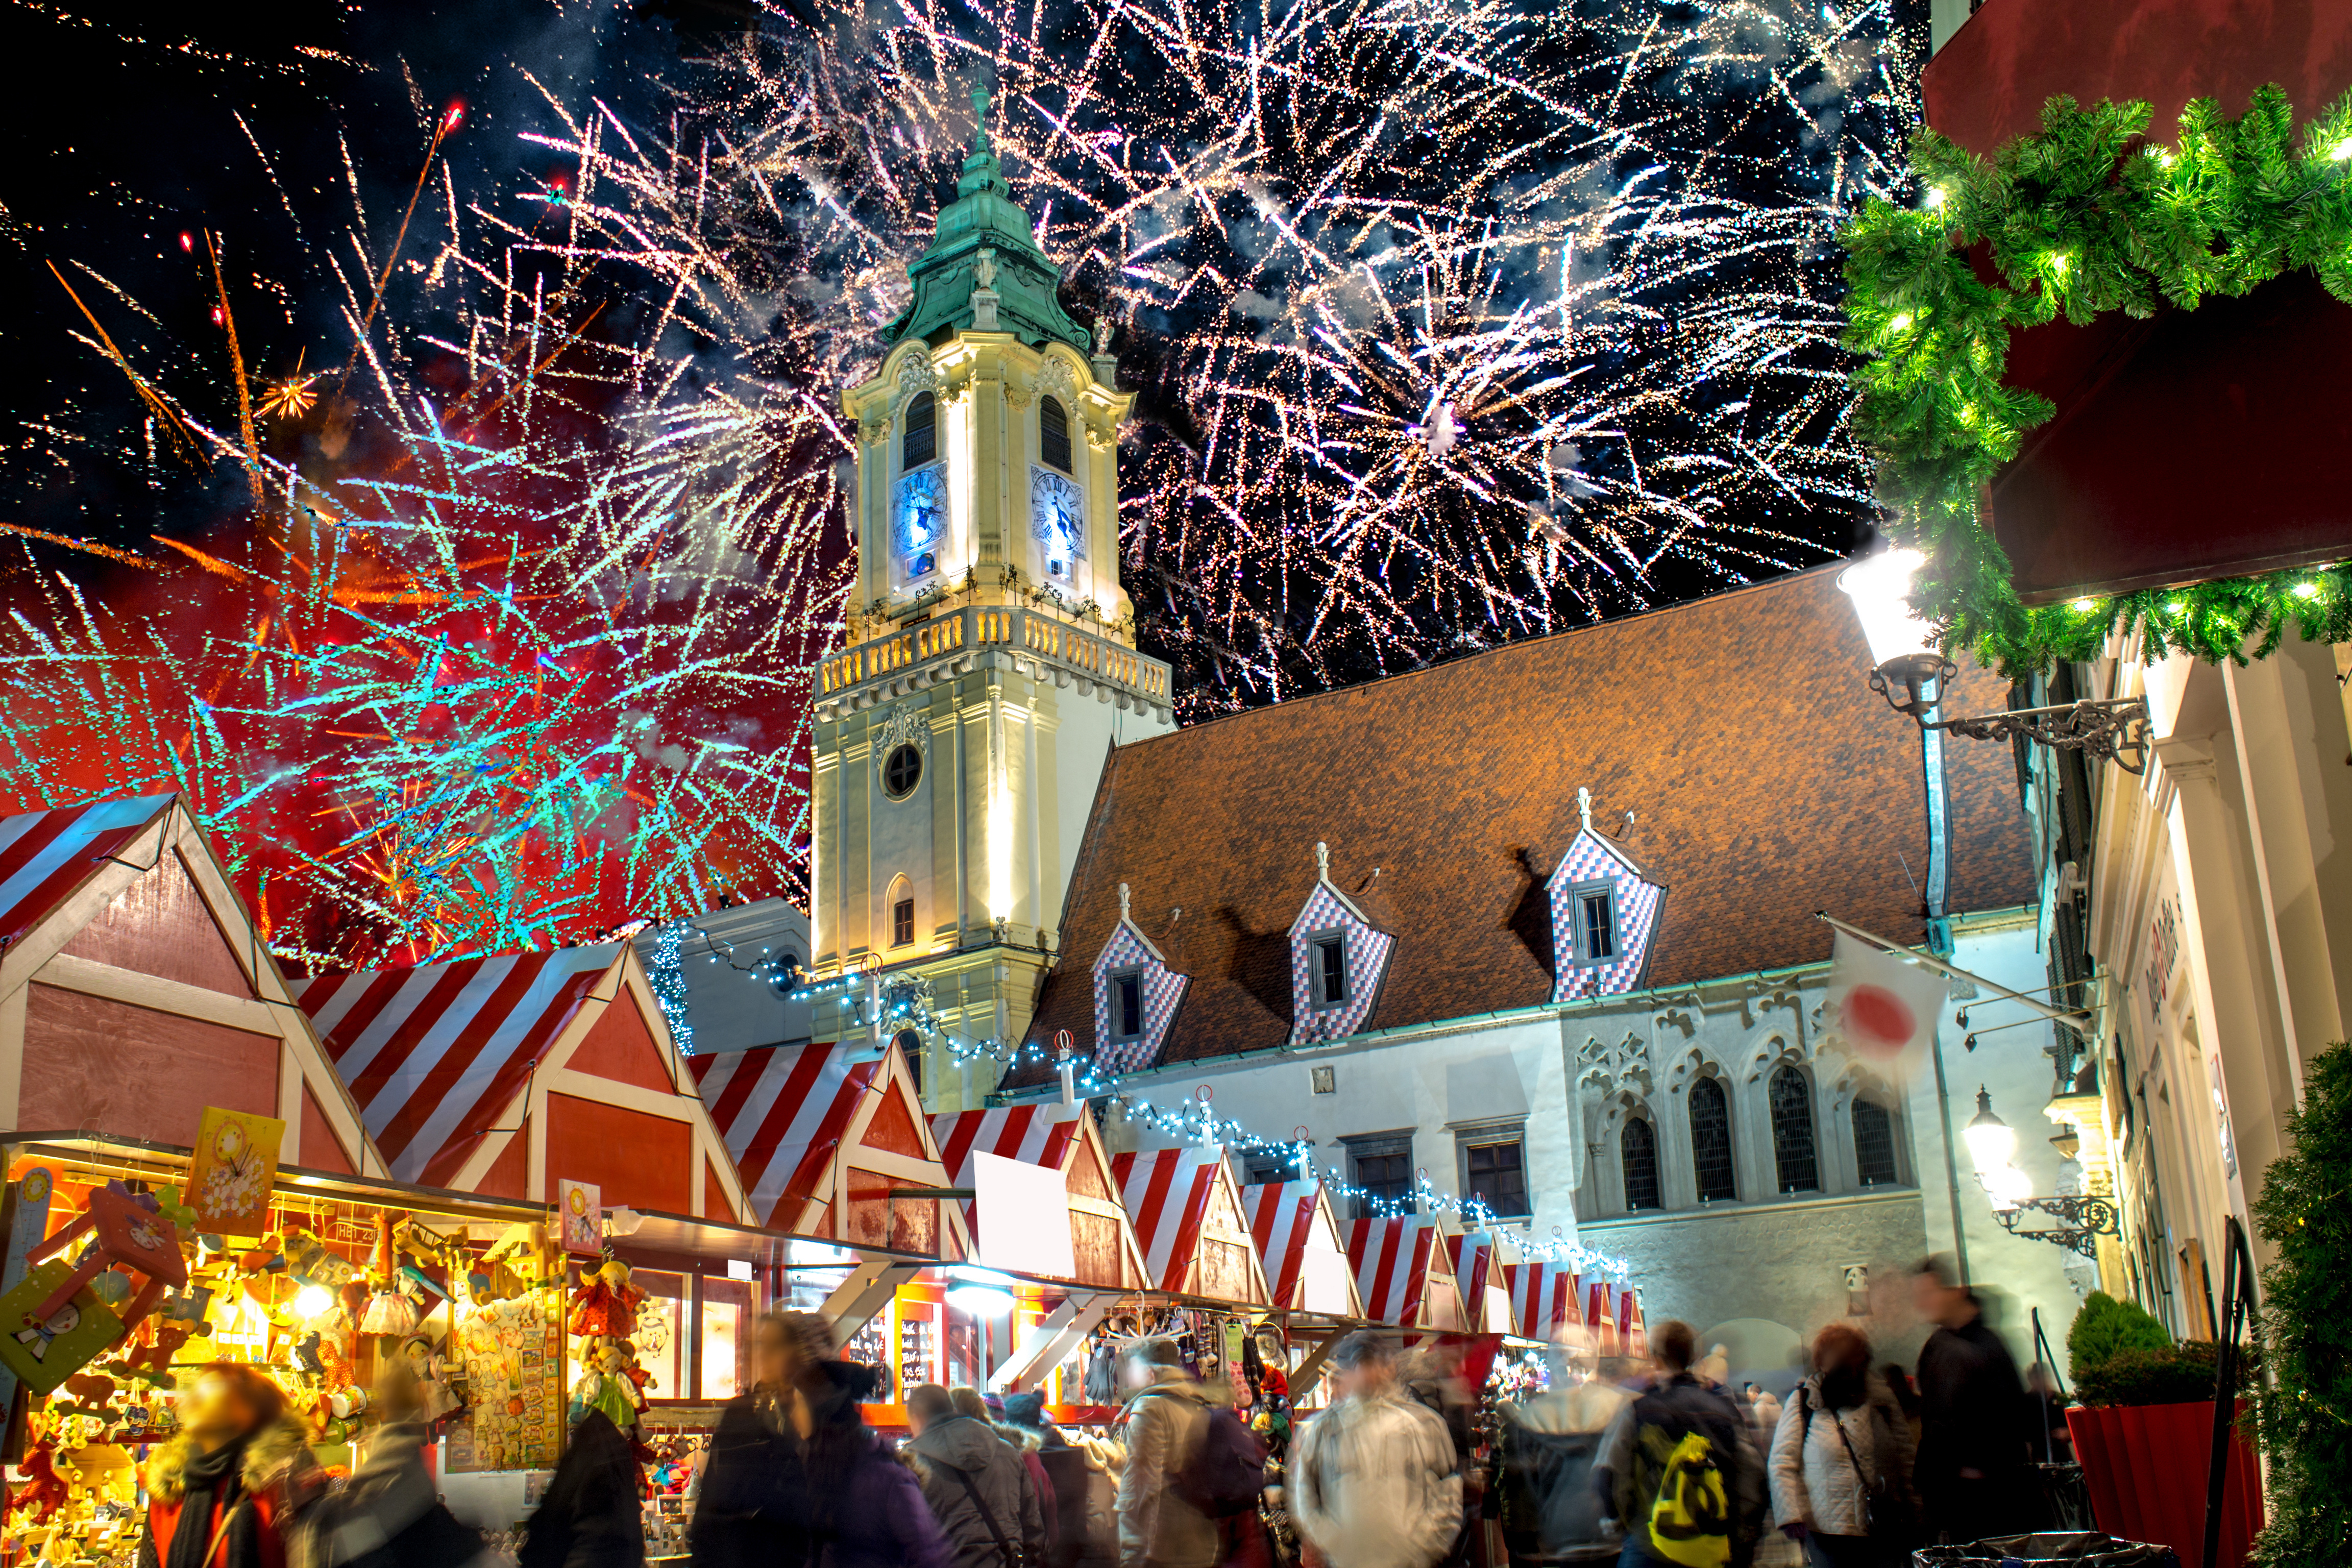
[567,1259,644,1338]
[614,1338,654,1411]
[358,1282,420,1338]
[398,1334,461,1422]
[9,1441,70,1524]
[568,1344,638,1432]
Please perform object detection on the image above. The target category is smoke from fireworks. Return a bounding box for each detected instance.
[0,0,1918,962]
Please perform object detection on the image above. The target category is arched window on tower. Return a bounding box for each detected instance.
[1770,1066,1820,1193]
[1040,395,1072,473]
[1688,1076,1736,1202]
[902,390,937,470]
[1853,1097,1900,1187]
[1621,1116,1661,1211]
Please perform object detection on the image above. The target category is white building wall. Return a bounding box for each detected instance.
[631,897,813,1055]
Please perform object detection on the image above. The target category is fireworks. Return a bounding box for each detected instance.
[1,0,1920,962]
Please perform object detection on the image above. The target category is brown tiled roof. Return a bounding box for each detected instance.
[1015,566,2035,1080]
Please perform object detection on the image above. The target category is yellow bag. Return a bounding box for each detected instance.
[1646,1430,1732,1568]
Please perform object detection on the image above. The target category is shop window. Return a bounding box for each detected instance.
[1770,1066,1819,1193]
[1622,1116,1661,1211]
[903,389,937,470]
[1463,1137,1529,1218]
[1853,1098,1899,1187]
[1312,933,1348,1007]
[1040,395,1073,473]
[1688,1076,1736,1203]
[1344,1132,1414,1218]
[699,1278,753,1401]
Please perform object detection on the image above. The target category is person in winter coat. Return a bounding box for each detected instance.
[1003,1392,1107,1568]
[692,1312,951,1568]
[1496,1344,1629,1565]
[1291,1331,1463,1568]
[908,1383,1047,1568]
[1907,1258,2033,1542]
[1113,1338,1222,1568]
[304,1361,490,1568]
[521,1409,645,1568]
[1767,1325,1915,1568]
[1593,1320,1764,1568]
[141,1363,324,1568]
[953,1387,1060,1561]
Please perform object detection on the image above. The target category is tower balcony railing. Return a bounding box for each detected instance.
[814,604,1173,716]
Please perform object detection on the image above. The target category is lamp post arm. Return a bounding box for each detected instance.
[1815,912,2095,1034]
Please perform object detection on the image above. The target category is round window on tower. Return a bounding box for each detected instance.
[883,744,923,800]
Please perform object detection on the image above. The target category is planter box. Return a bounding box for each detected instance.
[2066,1400,2263,1566]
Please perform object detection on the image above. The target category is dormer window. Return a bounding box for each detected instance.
[1312,933,1348,1008]
[1040,395,1072,473]
[1578,886,1618,962]
[1111,970,1144,1039]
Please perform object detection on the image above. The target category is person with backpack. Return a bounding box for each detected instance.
[1114,1336,1267,1568]
[1766,1325,1915,1568]
[1591,1319,1763,1568]
[1290,1331,1463,1568]
[908,1383,1047,1568]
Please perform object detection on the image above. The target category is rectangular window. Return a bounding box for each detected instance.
[1112,970,1144,1039]
[1343,1132,1414,1219]
[891,897,915,948]
[1243,1151,1298,1186]
[1581,890,1616,961]
[1314,934,1348,1007]
[1463,1138,1530,1218]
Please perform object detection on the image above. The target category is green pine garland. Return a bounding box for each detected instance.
[1840,85,2352,677]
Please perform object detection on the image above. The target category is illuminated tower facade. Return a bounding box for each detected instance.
[810,90,1175,1108]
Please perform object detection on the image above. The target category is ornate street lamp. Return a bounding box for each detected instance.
[1837,551,2153,774]
[1962,1086,2118,1258]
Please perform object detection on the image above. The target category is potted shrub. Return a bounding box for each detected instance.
[2065,1338,2262,1566]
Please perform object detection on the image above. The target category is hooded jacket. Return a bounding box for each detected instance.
[304,1418,491,1568]
[520,1410,645,1568]
[1594,1371,1764,1566]
[142,1416,324,1568]
[1766,1371,1916,1541]
[1114,1374,1220,1568]
[908,1413,1047,1568]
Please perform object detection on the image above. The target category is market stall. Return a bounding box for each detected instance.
[1344,1215,1465,1331]
[1616,1283,1646,1358]
[1585,1280,1619,1356]
[690,1040,970,1258]
[295,943,748,1222]
[1111,1147,1272,1308]
[930,1105,1149,1289]
[0,794,376,1176]
[1443,1227,1517,1335]
[0,1130,588,1564]
[1239,1179,1362,1318]
[1503,1259,1584,1345]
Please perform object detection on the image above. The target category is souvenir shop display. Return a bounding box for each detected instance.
[448,1292,567,1472]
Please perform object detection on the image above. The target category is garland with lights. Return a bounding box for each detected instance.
[1840,85,2352,677]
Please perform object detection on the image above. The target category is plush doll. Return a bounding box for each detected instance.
[10,1440,70,1524]
[567,1259,644,1338]
[398,1334,462,1422]
[569,1346,637,1433]
[614,1338,654,1411]
[358,1283,420,1338]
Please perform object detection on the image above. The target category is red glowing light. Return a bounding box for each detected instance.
[210,307,224,326]
[178,233,193,253]
[444,103,465,133]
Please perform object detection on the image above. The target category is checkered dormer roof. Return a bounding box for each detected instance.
[1091,920,1190,1074]
[1547,829,1663,1002]
[1288,883,1394,1045]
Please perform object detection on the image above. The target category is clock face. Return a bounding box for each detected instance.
[893,462,947,579]
[1030,466,1086,566]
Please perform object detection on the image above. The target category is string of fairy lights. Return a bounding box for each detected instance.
[650,919,1630,1278]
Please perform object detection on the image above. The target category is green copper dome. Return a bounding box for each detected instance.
[883,87,1091,353]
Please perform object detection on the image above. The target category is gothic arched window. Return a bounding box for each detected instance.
[1621,1117,1661,1211]
[1854,1097,1900,1187]
[1688,1076,1736,1202]
[902,390,937,470]
[1040,395,1072,473]
[1770,1066,1820,1193]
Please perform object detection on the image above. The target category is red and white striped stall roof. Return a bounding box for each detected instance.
[691,1043,874,1229]
[296,945,617,1187]
[1112,1147,1225,1294]
[1347,1215,1448,1326]
[1446,1230,1496,1319]
[1618,1284,1647,1356]
[1239,1181,1322,1307]
[1586,1280,1619,1354]
[1506,1261,1583,1343]
[929,1105,1085,1234]
[0,795,177,949]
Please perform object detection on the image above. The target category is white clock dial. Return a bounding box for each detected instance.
[1030,465,1087,564]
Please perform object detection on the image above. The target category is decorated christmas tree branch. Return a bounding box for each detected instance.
[1841,85,2352,676]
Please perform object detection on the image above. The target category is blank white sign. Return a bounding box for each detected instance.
[1302,1245,1354,1315]
[974,1150,1076,1280]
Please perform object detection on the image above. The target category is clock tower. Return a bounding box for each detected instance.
[811,88,1176,1108]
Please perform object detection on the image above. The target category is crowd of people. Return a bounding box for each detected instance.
[137,1255,2065,1568]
